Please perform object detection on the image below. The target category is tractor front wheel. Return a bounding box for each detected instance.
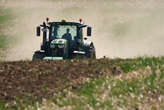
[32,51,45,60]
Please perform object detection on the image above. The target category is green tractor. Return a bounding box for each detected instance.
[33,18,96,60]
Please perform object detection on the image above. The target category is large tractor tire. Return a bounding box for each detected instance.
[87,43,96,59]
[32,51,45,60]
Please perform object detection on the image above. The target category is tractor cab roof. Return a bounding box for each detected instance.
[48,22,87,28]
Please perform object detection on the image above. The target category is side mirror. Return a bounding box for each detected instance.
[36,26,41,36]
[87,27,92,36]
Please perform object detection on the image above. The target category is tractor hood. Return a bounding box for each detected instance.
[43,39,68,60]
[43,57,63,60]
[50,39,67,48]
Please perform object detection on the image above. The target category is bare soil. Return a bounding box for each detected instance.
[0,59,117,103]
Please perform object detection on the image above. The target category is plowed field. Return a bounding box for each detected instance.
[0,59,118,103]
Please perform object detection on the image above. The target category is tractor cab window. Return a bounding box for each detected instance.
[51,25,77,42]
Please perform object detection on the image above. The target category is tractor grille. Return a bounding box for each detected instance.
[52,47,64,57]
[57,48,64,57]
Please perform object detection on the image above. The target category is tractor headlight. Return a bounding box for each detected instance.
[58,44,64,48]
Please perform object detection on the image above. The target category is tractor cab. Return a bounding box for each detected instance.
[33,19,95,60]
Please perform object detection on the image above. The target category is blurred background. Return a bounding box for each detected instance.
[0,0,164,60]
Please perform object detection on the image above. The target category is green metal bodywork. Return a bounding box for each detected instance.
[44,39,69,60]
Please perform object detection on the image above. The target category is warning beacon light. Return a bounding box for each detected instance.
[46,17,49,23]
[79,18,83,23]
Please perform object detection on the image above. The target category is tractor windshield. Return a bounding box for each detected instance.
[51,25,77,41]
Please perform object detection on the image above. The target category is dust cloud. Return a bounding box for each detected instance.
[1,0,164,61]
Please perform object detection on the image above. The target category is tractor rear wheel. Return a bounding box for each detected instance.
[87,43,96,59]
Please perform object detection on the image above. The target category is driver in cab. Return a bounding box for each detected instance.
[62,28,72,42]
